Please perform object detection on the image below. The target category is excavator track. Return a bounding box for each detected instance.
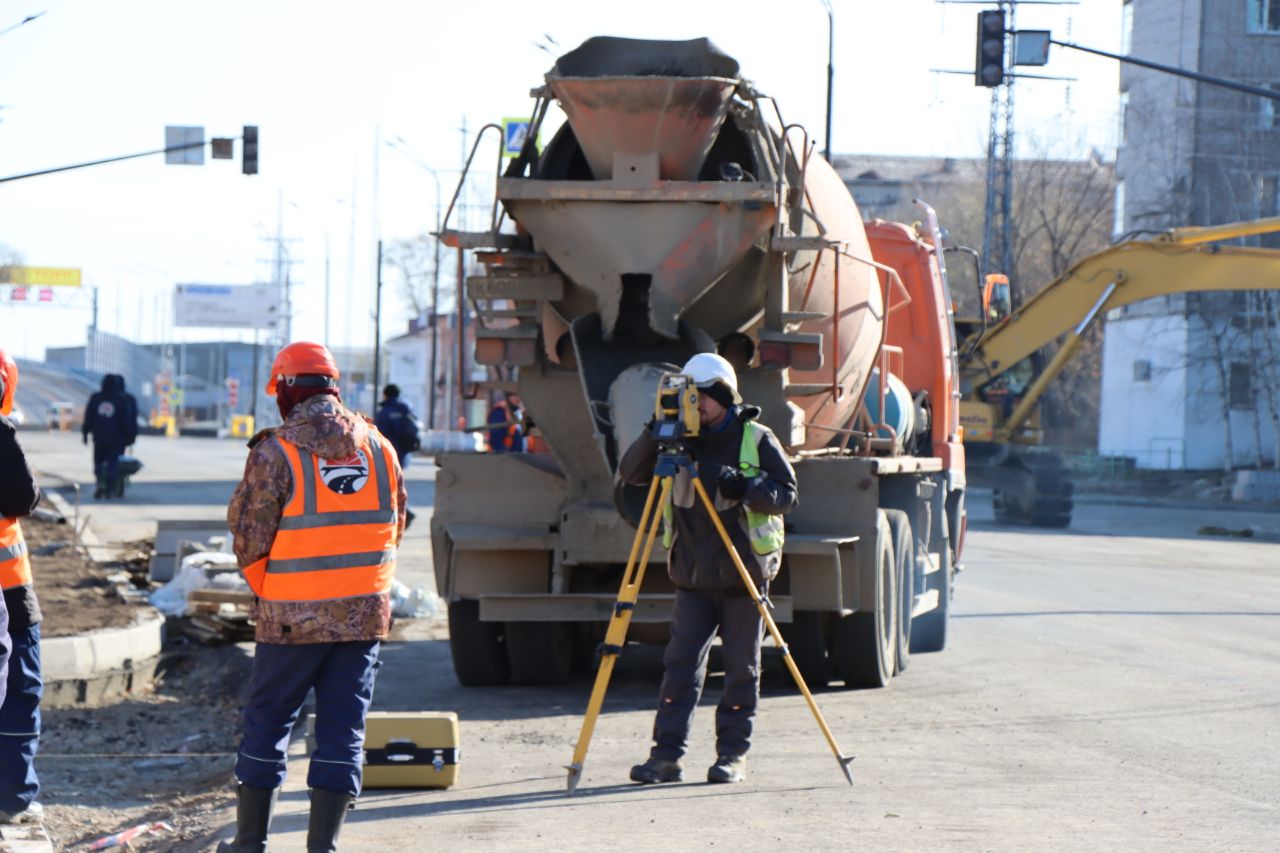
[992,452,1074,528]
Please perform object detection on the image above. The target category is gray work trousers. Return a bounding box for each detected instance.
[650,588,764,761]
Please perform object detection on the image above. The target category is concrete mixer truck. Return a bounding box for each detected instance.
[433,36,966,690]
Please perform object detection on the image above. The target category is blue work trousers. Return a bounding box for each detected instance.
[651,588,764,761]
[0,622,42,815]
[93,444,123,483]
[234,640,380,797]
[0,598,8,707]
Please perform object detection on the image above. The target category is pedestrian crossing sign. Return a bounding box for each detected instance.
[502,117,534,159]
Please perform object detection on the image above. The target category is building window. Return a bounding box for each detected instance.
[1248,0,1280,33]
[1260,175,1280,217]
[1118,90,1130,144]
[1113,180,1126,238]
[1133,359,1152,382]
[1121,1,1134,53]
[1229,362,1253,410]
[1259,85,1280,128]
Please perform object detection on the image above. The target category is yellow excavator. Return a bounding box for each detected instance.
[954,215,1280,527]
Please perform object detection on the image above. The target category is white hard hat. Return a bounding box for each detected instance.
[682,352,742,405]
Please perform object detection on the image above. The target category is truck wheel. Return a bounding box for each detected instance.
[833,510,896,689]
[448,599,510,686]
[778,611,829,689]
[505,622,573,685]
[884,509,913,675]
[910,543,951,653]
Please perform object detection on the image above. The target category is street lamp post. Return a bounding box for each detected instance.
[385,138,446,430]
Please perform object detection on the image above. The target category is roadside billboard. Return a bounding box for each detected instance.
[173,283,280,330]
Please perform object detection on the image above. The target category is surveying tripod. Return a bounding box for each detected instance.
[565,435,856,793]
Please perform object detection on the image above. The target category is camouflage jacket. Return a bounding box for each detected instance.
[227,395,408,644]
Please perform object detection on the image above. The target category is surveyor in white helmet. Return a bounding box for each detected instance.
[618,350,797,785]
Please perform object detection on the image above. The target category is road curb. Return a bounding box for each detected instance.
[40,611,165,707]
[38,489,166,708]
[1073,492,1280,513]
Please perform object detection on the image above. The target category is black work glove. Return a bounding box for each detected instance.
[716,466,750,501]
[82,434,88,446]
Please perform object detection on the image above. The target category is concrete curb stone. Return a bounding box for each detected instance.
[37,488,165,708]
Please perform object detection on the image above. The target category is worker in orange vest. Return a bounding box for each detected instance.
[220,342,407,853]
[0,349,43,825]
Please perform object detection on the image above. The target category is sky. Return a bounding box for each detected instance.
[0,0,1123,362]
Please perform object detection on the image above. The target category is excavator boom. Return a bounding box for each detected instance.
[964,227,1280,386]
[959,215,1280,528]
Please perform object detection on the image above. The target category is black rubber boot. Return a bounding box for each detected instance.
[216,784,278,853]
[113,475,125,498]
[306,788,355,853]
[93,476,107,499]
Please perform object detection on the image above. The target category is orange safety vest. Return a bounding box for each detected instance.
[243,432,399,602]
[0,516,32,590]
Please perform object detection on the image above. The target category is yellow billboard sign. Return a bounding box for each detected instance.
[1,266,82,287]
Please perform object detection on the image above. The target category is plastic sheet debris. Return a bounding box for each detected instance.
[149,552,245,617]
[390,580,440,619]
[89,821,172,850]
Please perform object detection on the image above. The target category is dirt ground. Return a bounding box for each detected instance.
[22,510,142,637]
[20,499,248,851]
[39,642,250,851]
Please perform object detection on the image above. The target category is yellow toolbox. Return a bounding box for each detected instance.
[361,711,460,789]
[310,711,460,789]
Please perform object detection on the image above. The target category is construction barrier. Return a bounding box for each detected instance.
[150,415,177,437]
[230,414,255,438]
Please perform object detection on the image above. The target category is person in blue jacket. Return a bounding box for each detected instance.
[374,385,420,527]
[82,375,137,499]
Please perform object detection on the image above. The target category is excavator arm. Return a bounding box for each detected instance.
[961,215,1280,442]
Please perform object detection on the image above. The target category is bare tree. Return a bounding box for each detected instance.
[1008,143,1116,447]
[382,234,437,320]
[0,242,24,278]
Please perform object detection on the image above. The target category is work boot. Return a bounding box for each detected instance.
[629,757,683,784]
[216,784,278,853]
[93,476,107,499]
[306,788,355,853]
[113,476,126,498]
[707,754,747,784]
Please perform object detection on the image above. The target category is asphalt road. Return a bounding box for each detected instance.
[17,432,1280,851]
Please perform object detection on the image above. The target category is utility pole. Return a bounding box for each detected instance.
[250,329,260,426]
[429,199,442,430]
[372,239,383,416]
[980,1,1016,283]
[323,235,331,346]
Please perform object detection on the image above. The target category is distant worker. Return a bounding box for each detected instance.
[486,393,525,453]
[221,342,407,853]
[0,349,43,825]
[82,374,137,499]
[374,384,421,527]
[618,352,797,785]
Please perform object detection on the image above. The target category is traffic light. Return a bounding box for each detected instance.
[242,125,258,175]
[975,10,1006,87]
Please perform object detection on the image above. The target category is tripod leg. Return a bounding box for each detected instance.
[566,476,672,794]
[689,477,855,785]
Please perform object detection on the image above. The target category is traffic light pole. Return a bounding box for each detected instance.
[0,129,261,184]
[1050,38,1280,103]
[0,140,208,184]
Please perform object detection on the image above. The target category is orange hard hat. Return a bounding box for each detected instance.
[267,341,340,396]
[0,348,17,416]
